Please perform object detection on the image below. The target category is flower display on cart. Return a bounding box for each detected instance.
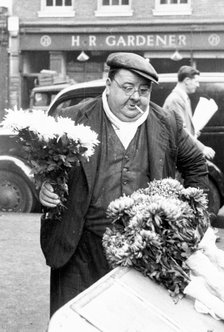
[2,107,99,221]
[103,178,224,320]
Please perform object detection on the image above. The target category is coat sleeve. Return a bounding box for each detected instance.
[172,110,209,193]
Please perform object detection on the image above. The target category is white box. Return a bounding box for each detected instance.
[48,267,224,332]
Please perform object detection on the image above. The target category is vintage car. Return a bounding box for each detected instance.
[1,73,224,213]
[29,82,72,113]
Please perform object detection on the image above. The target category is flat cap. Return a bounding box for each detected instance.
[106,52,158,84]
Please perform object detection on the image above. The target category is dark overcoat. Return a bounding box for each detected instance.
[40,97,209,269]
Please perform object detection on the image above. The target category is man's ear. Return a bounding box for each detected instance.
[184,77,190,85]
[105,78,111,95]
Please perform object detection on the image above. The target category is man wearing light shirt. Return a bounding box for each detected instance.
[163,65,215,160]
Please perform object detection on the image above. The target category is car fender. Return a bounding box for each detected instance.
[0,155,37,197]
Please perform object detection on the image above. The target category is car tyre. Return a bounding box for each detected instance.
[0,170,34,212]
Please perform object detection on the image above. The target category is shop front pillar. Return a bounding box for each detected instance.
[8,16,20,108]
[49,51,66,80]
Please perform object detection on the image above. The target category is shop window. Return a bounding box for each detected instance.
[153,0,192,15]
[38,0,75,17]
[95,0,133,16]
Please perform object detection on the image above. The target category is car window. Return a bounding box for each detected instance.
[33,92,59,107]
[151,82,176,107]
[33,93,50,107]
[48,86,105,117]
[53,97,86,114]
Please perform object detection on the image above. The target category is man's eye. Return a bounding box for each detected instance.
[123,86,134,93]
[139,88,148,94]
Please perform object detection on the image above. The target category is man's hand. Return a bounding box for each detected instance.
[39,182,61,207]
[203,146,215,160]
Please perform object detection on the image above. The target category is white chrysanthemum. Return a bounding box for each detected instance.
[25,111,58,141]
[2,108,58,141]
[54,116,78,139]
[2,109,99,152]
[2,107,32,131]
[67,123,99,158]
[52,118,100,158]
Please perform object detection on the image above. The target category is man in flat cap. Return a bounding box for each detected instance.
[39,52,209,316]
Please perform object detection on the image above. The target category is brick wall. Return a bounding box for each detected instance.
[12,0,224,21]
[192,0,224,17]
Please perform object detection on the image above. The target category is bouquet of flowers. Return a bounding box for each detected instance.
[102,178,210,298]
[103,178,224,319]
[2,107,99,220]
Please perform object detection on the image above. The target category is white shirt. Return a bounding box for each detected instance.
[102,90,149,149]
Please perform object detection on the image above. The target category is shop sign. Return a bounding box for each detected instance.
[20,32,223,51]
[71,34,187,48]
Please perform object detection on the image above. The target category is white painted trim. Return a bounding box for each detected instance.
[153,0,192,16]
[95,0,132,17]
[38,0,75,17]
[38,10,75,17]
[95,8,133,16]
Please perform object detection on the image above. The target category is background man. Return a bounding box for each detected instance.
[163,65,215,160]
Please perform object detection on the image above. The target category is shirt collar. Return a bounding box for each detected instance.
[102,90,149,130]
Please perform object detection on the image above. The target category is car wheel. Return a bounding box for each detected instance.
[207,179,221,215]
[0,170,34,212]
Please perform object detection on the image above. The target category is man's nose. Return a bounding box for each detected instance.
[130,89,140,98]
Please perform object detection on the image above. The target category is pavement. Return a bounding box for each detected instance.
[0,213,49,332]
[0,211,224,332]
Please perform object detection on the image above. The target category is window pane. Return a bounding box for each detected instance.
[160,0,168,4]
[122,0,129,4]
[180,0,187,3]
[65,0,72,5]
[103,0,110,5]
[112,0,119,5]
[170,0,178,3]
[56,0,62,6]
[46,0,53,6]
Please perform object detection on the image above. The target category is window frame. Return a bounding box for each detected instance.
[38,0,75,17]
[153,0,192,16]
[95,0,133,17]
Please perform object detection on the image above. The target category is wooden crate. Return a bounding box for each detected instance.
[48,267,224,332]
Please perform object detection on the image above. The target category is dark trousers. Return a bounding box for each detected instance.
[50,230,111,317]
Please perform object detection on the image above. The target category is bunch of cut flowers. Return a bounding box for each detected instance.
[102,178,224,320]
[2,107,99,221]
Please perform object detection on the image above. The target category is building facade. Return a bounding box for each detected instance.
[7,0,224,109]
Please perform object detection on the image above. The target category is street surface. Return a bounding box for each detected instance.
[0,211,224,332]
[0,213,49,332]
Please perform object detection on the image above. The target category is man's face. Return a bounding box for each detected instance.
[106,69,152,122]
[185,74,200,94]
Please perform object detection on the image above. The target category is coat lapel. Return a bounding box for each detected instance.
[78,99,103,195]
[146,103,169,180]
